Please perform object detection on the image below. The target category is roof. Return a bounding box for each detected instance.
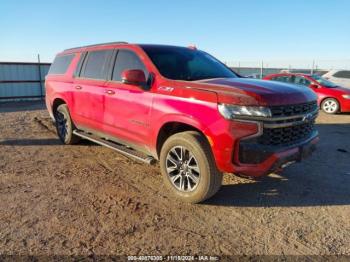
[64,41,128,52]
[61,42,193,55]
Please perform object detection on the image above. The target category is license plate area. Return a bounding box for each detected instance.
[299,142,316,160]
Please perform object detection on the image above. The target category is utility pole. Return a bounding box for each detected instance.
[311,60,315,75]
[37,54,43,99]
[260,60,263,79]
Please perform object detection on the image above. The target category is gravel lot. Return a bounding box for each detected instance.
[0,101,350,256]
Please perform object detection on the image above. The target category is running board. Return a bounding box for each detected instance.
[73,130,156,165]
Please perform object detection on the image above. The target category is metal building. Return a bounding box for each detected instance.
[0,62,51,101]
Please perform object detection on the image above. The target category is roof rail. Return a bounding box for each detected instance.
[64,41,128,51]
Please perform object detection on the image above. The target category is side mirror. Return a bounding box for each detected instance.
[121,69,146,86]
[309,83,319,89]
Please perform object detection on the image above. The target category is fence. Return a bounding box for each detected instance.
[226,59,350,78]
[0,62,51,101]
[231,66,328,79]
[0,59,349,101]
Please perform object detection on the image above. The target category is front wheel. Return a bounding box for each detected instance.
[160,131,223,203]
[321,98,339,114]
[54,104,80,145]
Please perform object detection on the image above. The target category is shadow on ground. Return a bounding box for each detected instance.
[0,101,46,113]
[0,138,98,146]
[206,171,350,207]
[206,123,350,207]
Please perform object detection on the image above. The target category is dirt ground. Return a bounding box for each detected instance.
[0,101,350,257]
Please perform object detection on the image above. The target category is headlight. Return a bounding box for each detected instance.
[342,94,350,99]
[218,104,272,119]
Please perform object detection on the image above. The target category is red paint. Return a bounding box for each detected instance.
[121,69,146,85]
[46,43,318,177]
[263,73,350,112]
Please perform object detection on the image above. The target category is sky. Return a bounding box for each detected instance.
[1,0,350,68]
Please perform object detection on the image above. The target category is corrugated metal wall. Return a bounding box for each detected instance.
[231,67,328,78]
[0,63,329,100]
[0,62,51,100]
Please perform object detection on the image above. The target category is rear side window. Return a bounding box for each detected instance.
[333,70,350,79]
[49,54,74,75]
[112,49,148,81]
[294,76,311,86]
[272,76,291,83]
[73,52,87,77]
[80,50,114,80]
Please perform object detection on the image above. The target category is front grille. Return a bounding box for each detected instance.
[258,121,315,146]
[270,101,318,117]
[258,101,318,146]
[238,101,318,164]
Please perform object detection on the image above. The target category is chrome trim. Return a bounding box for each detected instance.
[263,113,318,128]
[73,130,156,164]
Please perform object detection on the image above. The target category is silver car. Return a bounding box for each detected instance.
[323,70,350,89]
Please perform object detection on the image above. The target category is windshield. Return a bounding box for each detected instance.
[141,45,238,81]
[312,75,338,88]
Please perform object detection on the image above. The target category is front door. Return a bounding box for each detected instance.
[103,49,153,147]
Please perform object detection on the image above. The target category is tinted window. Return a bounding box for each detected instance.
[311,75,338,88]
[272,76,292,83]
[73,52,87,77]
[333,70,350,79]
[141,45,237,81]
[112,49,148,81]
[294,76,311,87]
[81,50,113,80]
[49,54,74,75]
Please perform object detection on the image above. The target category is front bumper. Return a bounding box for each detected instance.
[232,131,319,177]
[206,101,319,177]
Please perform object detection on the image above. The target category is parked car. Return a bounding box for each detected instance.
[46,42,319,203]
[263,73,350,114]
[323,70,350,89]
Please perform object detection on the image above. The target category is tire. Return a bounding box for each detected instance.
[159,131,223,203]
[54,104,80,145]
[321,98,339,114]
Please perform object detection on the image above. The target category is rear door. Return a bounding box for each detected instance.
[73,49,114,130]
[103,48,153,147]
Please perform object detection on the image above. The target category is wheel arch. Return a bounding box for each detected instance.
[52,98,68,115]
[156,121,212,159]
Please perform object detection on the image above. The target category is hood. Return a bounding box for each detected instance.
[193,78,317,106]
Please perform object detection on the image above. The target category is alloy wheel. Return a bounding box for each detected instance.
[55,111,69,140]
[165,146,200,192]
[323,99,338,113]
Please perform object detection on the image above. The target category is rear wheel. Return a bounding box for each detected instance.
[54,104,80,145]
[160,131,223,203]
[321,98,339,114]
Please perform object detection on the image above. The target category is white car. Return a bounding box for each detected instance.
[322,70,350,89]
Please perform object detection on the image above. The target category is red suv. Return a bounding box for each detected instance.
[46,42,319,203]
[264,73,350,114]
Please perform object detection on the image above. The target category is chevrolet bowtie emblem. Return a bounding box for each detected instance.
[302,113,313,123]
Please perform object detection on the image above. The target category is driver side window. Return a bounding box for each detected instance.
[112,49,148,81]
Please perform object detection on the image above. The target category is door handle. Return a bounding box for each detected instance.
[75,86,82,90]
[105,90,115,95]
